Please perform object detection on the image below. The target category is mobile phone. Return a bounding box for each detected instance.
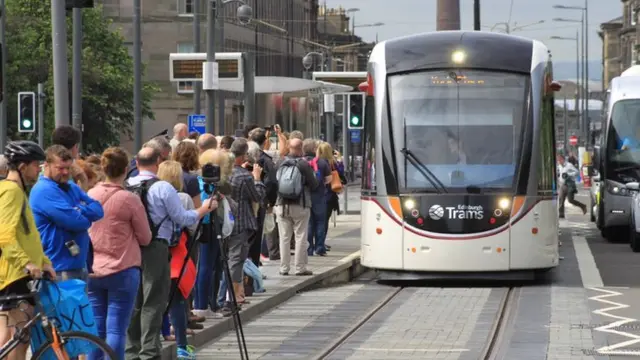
[65,240,80,257]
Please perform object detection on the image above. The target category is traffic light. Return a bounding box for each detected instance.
[348,93,364,130]
[65,0,94,9]
[18,92,35,133]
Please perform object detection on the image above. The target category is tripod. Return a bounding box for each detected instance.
[166,192,249,359]
[212,208,250,360]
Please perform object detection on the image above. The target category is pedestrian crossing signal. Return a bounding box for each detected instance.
[348,93,364,130]
[18,92,35,133]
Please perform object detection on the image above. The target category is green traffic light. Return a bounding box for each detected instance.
[350,116,360,126]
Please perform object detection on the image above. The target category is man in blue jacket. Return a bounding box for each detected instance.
[30,145,103,280]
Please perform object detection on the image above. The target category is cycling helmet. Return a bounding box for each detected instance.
[4,140,46,164]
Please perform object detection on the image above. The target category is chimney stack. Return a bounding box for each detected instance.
[437,0,461,31]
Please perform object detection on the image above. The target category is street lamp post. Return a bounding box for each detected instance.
[550,32,581,152]
[553,14,587,145]
[303,51,330,142]
[192,0,201,115]
[346,8,360,35]
[205,0,252,135]
[553,3,589,146]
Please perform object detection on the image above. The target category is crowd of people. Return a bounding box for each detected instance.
[0,122,346,360]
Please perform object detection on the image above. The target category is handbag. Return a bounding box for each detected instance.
[30,279,98,359]
[330,170,343,193]
[263,212,276,235]
[170,232,197,299]
[330,163,344,193]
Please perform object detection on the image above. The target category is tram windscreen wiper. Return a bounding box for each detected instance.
[400,148,448,193]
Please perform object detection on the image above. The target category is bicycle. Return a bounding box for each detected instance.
[0,275,117,359]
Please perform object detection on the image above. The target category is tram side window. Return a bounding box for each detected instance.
[362,95,376,191]
[538,93,556,193]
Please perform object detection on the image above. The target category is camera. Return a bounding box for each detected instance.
[202,163,221,184]
[237,4,252,25]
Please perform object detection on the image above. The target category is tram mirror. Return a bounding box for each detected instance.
[592,146,601,171]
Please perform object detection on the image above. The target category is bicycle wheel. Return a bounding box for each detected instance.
[31,330,118,359]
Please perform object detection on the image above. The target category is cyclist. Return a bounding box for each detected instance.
[0,141,56,360]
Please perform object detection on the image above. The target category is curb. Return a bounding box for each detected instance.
[161,251,364,359]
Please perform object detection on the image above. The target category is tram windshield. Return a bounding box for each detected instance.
[388,70,528,193]
[605,99,640,182]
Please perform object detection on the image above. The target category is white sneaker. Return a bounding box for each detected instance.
[192,309,223,319]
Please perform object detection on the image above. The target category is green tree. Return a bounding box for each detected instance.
[5,0,158,152]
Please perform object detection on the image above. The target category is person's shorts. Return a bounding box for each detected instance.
[0,277,35,311]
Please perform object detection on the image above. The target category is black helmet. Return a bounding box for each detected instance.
[4,141,46,165]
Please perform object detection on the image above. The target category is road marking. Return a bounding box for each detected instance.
[572,234,604,288]
[589,287,640,356]
[356,348,469,352]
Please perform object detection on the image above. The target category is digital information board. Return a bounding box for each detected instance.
[169,52,243,82]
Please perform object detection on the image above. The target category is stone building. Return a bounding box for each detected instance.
[101,0,319,150]
[599,0,640,89]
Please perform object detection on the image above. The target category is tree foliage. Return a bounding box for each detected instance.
[5,0,158,153]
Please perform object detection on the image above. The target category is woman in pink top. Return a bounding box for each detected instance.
[87,147,151,360]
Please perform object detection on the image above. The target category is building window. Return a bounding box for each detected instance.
[633,9,639,26]
[177,43,194,94]
[632,40,638,65]
[178,0,194,15]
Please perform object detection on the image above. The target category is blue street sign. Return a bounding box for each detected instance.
[350,130,361,143]
[188,114,206,134]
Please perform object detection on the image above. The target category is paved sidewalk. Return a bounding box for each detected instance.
[161,214,363,359]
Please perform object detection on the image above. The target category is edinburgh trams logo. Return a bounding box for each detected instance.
[428,204,484,220]
[428,205,445,220]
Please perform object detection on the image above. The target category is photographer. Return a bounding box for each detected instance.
[228,139,266,305]
[557,154,586,218]
[193,149,235,318]
[249,127,280,263]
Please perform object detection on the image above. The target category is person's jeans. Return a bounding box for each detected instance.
[88,267,140,360]
[217,276,228,308]
[307,200,327,256]
[194,225,221,311]
[125,241,170,360]
[168,280,188,348]
[162,315,171,338]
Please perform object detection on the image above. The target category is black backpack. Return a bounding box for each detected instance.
[125,178,168,239]
[260,153,278,207]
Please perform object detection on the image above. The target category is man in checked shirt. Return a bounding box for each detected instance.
[228,138,266,304]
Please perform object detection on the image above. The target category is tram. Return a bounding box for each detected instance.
[359,31,561,280]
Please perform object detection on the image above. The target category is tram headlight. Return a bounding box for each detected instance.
[404,199,416,210]
[452,50,466,64]
[498,198,510,210]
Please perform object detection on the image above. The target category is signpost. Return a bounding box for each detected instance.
[350,130,361,143]
[188,114,206,134]
[569,135,578,146]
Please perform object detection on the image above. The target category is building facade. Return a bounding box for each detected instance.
[599,0,640,90]
[101,0,319,149]
[599,16,623,88]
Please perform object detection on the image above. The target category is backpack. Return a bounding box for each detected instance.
[125,158,139,180]
[260,154,278,207]
[276,158,304,201]
[125,178,169,239]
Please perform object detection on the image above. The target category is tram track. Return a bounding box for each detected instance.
[310,286,519,360]
[480,287,518,360]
